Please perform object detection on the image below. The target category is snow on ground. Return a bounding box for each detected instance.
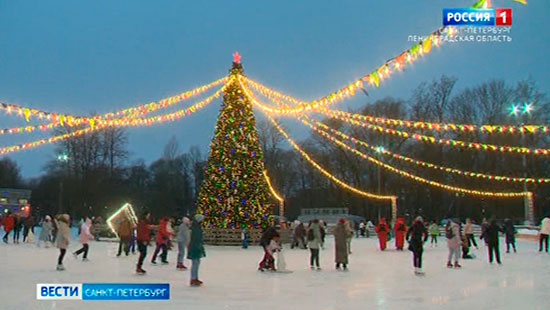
[1,230,548,310]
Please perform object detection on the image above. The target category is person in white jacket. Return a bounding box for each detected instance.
[539,217,550,252]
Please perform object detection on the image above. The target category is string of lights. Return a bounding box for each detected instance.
[314,108,550,156]
[0,77,227,130]
[301,115,529,198]
[299,115,550,184]
[243,76,548,135]
[0,84,228,155]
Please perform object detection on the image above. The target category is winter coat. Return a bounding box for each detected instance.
[155,219,173,245]
[136,219,151,242]
[187,221,206,260]
[504,220,516,243]
[446,222,462,250]
[177,222,190,247]
[540,217,550,235]
[24,216,35,228]
[307,222,322,250]
[464,222,474,235]
[375,219,389,250]
[2,214,14,232]
[428,223,439,236]
[117,219,133,241]
[407,220,428,252]
[55,215,70,250]
[295,223,306,238]
[485,221,501,245]
[393,218,407,249]
[260,227,278,247]
[39,220,53,241]
[333,222,349,264]
[78,219,93,244]
[267,239,281,255]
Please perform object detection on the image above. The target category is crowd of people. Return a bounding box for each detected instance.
[2,210,550,284]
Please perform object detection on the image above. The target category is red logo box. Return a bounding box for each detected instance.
[495,8,512,26]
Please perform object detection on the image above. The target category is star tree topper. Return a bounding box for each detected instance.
[233,51,241,63]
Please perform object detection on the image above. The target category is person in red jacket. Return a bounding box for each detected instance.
[2,211,15,244]
[151,217,174,265]
[394,217,408,251]
[375,218,389,251]
[136,211,155,274]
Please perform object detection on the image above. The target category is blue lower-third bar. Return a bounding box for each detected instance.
[82,283,170,300]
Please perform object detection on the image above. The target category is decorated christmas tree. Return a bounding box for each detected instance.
[196,53,272,229]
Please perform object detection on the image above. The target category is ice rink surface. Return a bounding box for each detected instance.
[1,230,548,310]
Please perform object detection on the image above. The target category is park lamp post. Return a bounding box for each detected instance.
[57,153,69,214]
[509,102,535,226]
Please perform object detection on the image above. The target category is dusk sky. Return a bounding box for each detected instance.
[1,0,548,177]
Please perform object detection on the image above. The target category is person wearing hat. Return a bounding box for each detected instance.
[55,214,71,271]
[188,214,206,286]
[334,218,351,270]
[37,215,53,247]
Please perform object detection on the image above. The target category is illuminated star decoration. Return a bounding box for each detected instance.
[233,51,241,64]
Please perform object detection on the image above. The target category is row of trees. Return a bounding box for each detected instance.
[1,76,549,223]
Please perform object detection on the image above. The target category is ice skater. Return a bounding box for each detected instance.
[483,218,502,264]
[334,218,351,270]
[375,218,389,251]
[1,211,15,243]
[446,219,462,268]
[259,225,278,271]
[55,214,70,271]
[136,211,153,274]
[13,214,22,244]
[22,215,35,243]
[394,217,407,251]
[241,226,249,249]
[504,219,516,253]
[307,219,323,270]
[177,217,190,270]
[151,217,173,264]
[464,218,478,249]
[37,215,53,247]
[73,217,93,261]
[407,216,428,275]
[539,216,550,253]
[188,214,206,286]
[429,221,439,247]
[116,216,134,257]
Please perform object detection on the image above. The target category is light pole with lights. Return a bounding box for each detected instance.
[57,153,69,214]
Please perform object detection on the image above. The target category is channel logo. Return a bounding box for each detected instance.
[443,8,512,26]
[37,283,170,301]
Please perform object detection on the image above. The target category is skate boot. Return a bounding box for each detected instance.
[56,264,65,271]
[136,268,146,275]
[446,261,453,268]
[177,263,187,270]
[190,279,202,287]
[454,262,462,268]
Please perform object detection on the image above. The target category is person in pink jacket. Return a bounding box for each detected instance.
[73,217,93,261]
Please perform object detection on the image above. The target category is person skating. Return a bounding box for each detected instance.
[73,217,93,261]
[13,214,22,244]
[504,219,517,253]
[266,234,281,271]
[464,218,478,249]
[446,219,462,268]
[241,226,249,249]
[55,214,70,271]
[258,225,278,271]
[334,218,351,271]
[480,218,489,246]
[394,217,407,251]
[484,218,502,264]
[293,222,306,249]
[116,216,134,257]
[22,215,35,243]
[151,217,173,264]
[188,214,206,287]
[539,216,550,253]
[407,216,428,275]
[136,211,154,274]
[429,221,439,247]
[37,216,53,247]
[307,219,323,270]
[375,218,389,251]
[1,211,15,243]
[177,217,191,270]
